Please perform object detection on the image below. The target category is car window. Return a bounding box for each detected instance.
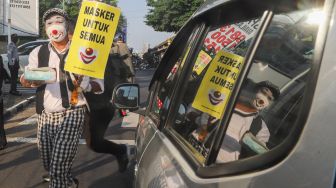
[149,25,202,125]
[18,41,48,55]
[166,17,262,163]
[165,2,325,164]
[19,45,38,55]
[215,7,323,163]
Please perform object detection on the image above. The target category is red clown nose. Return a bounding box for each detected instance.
[85,48,93,55]
[52,30,58,35]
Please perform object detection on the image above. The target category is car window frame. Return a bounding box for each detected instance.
[156,3,272,168]
[199,3,331,176]
[146,22,206,128]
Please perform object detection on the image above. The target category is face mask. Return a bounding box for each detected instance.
[46,24,67,42]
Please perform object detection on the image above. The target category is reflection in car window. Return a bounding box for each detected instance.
[168,18,262,163]
[18,41,49,55]
[150,27,200,125]
[216,7,323,163]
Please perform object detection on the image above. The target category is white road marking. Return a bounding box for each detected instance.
[17,112,139,128]
[121,112,139,128]
[18,114,38,126]
[6,137,135,145]
[11,112,138,145]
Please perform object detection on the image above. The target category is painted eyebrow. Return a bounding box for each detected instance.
[47,16,64,21]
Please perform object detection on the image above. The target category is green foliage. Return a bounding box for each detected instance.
[39,0,59,38]
[64,0,81,22]
[145,0,203,33]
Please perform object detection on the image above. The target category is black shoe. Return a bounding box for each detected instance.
[0,138,7,150]
[9,91,21,96]
[42,174,50,182]
[117,145,129,173]
[70,178,79,188]
[0,144,6,150]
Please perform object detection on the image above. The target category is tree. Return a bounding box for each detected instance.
[39,0,60,38]
[145,0,203,33]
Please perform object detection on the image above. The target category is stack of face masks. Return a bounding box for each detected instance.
[24,67,57,84]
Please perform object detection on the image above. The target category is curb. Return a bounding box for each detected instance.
[4,96,36,120]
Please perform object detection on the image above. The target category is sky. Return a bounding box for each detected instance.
[118,0,173,53]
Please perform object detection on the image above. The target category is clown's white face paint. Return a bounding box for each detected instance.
[45,15,67,42]
[250,87,274,110]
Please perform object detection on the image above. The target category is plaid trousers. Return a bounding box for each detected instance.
[37,106,86,188]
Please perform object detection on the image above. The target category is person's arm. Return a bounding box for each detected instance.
[79,76,104,94]
[7,43,13,65]
[255,120,270,144]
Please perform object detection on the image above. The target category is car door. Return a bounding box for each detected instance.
[135,0,330,187]
[134,21,205,186]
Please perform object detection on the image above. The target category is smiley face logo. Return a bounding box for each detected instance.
[208,89,225,105]
[79,47,97,64]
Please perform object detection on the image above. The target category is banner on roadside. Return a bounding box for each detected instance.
[65,1,121,79]
[0,0,39,36]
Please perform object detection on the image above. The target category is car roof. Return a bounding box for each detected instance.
[192,0,303,19]
[192,0,232,18]
[18,40,49,48]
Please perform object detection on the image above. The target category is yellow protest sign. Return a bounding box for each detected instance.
[193,50,212,75]
[65,1,121,79]
[192,50,245,119]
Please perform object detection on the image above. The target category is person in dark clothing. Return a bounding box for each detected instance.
[84,53,131,173]
[0,56,3,92]
[110,35,135,83]
[0,55,7,150]
[7,33,21,96]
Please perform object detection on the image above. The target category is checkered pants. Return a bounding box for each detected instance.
[37,106,86,188]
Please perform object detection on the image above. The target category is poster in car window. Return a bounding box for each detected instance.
[65,1,120,79]
[192,50,213,75]
[203,19,260,54]
[193,19,259,75]
[192,50,245,119]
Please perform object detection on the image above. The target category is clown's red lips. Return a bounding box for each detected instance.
[79,47,97,64]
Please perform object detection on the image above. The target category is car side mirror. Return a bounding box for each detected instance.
[111,83,140,109]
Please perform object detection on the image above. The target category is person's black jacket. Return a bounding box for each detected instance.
[84,54,129,110]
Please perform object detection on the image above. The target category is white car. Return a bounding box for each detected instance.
[112,0,336,187]
[1,40,49,77]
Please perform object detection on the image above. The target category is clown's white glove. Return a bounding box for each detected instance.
[79,76,92,92]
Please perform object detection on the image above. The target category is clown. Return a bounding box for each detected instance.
[217,80,280,162]
[20,8,104,188]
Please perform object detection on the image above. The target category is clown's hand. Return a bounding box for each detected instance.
[79,76,92,92]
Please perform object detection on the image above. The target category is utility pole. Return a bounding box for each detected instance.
[6,0,11,45]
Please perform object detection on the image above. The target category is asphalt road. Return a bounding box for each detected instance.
[0,69,155,188]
